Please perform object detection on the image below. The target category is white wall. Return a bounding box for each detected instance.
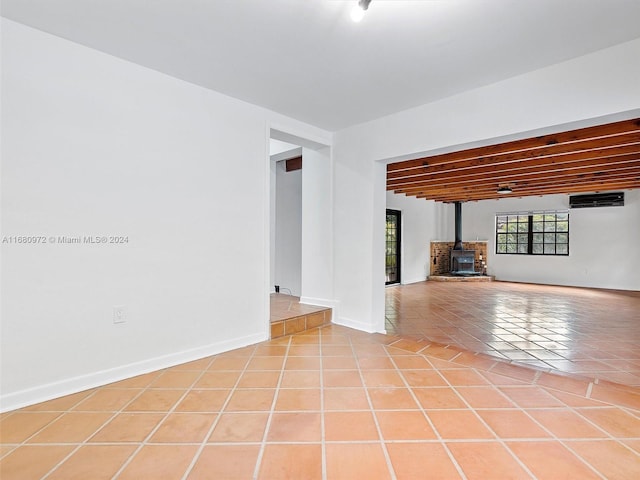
[463,192,640,290]
[387,190,640,290]
[385,192,438,284]
[269,140,301,293]
[0,19,331,411]
[3,17,638,411]
[270,161,277,291]
[334,38,640,333]
[269,139,299,156]
[333,134,386,332]
[274,160,302,296]
[300,147,334,308]
[270,144,333,303]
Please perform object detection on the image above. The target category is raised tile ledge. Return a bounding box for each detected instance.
[271,309,332,339]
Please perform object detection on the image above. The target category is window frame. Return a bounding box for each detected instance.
[495,210,569,256]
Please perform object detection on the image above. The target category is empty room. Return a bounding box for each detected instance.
[2,1,640,479]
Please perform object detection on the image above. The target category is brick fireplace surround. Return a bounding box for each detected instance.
[430,241,488,276]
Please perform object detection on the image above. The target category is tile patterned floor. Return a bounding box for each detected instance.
[386,281,640,387]
[2,324,639,479]
[270,294,331,338]
[270,294,329,323]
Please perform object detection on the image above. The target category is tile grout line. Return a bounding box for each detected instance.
[177,347,257,480]
[384,282,640,388]
[418,336,616,401]
[34,362,215,479]
[393,321,640,397]
[419,353,540,479]
[349,338,397,480]
[12,389,100,445]
[33,373,162,480]
[476,364,631,478]
[586,381,594,398]
[251,335,292,480]
[119,356,216,479]
[566,404,640,441]
[479,382,611,479]
[386,346,469,480]
[3,319,639,479]
[108,356,219,480]
[318,328,327,480]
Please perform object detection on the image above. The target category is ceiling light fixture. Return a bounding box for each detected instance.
[351,0,372,22]
[497,186,513,194]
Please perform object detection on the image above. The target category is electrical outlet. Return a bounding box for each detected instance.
[275,285,280,293]
[113,305,126,324]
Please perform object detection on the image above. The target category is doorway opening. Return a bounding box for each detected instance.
[268,129,333,338]
[270,139,303,298]
[386,209,401,285]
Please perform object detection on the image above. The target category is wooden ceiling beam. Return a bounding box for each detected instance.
[402,173,640,196]
[387,118,640,203]
[389,160,640,193]
[415,181,640,202]
[387,145,640,183]
[387,139,640,181]
[388,155,640,191]
[394,171,640,195]
[421,186,640,203]
[285,156,302,172]
[387,118,640,173]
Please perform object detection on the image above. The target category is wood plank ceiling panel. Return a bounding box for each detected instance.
[387,118,640,203]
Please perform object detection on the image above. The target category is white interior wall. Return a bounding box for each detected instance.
[0,19,332,411]
[387,189,640,290]
[3,16,639,411]
[334,38,640,333]
[462,192,640,290]
[274,160,302,296]
[269,139,302,294]
[269,139,299,156]
[300,147,334,308]
[333,134,382,332]
[385,192,437,284]
[270,161,277,292]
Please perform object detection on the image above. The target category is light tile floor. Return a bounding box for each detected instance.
[386,281,640,387]
[1,324,639,479]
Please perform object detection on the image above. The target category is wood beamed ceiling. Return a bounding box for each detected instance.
[387,118,640,203]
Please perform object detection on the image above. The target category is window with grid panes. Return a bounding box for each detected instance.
[496,211,568,255]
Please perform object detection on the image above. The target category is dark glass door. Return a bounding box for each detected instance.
[385,209,401,285]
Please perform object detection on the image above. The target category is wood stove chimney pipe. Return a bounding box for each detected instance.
[453,201,463,250]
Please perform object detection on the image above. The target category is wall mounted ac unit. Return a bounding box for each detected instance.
[569,192,624,209]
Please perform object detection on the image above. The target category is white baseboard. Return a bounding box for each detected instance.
[401,277,428,285]
[298,297,336,309]
[333,316,385,334]
[0,332,266,413]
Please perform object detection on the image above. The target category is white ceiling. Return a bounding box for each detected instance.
[3,0,640,131]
